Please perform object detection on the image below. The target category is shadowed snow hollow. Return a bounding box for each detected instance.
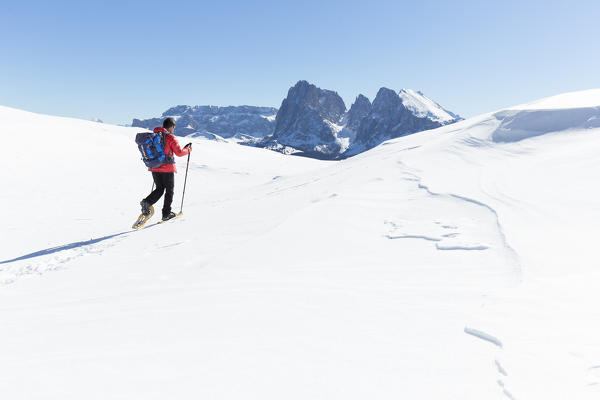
[492,107,600,142]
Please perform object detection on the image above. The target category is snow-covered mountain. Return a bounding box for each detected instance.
[344,87,460,156]
[130,82,460,159]
[398,88,459,123]
[3,88,600,399]
[260,80,347,158]
[260,80,462,159]
[132,105,277,140]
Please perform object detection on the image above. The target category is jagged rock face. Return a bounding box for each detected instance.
[345,94,372,132]
[265,80,347,156]
[338,94,373,146]
[131,81,461,159]
[132,105,277,138]
[346,88,445,155]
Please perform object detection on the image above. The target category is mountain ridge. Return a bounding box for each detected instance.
[131,80,462,159]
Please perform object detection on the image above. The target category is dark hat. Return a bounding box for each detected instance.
[163,117,176,129]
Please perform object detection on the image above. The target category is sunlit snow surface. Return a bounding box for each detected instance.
[398,88,459,123]
[2,89,600,399]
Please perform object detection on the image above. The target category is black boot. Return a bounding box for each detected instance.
[140,200,152,216]
[162,211,177,221]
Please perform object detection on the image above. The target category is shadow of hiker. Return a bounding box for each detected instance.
[0,225,157,265]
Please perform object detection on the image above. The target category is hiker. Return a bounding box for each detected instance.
[140,117,191,221]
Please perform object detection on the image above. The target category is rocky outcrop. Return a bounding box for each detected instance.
[131,80,461,159]
[344,88,461,156]
[261,81,461,159]
[132,105,277,139]
[260,81,347,158]
[338,94,373,145]
[346,94,373,131]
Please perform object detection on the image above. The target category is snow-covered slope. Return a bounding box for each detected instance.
[2,90,600,399]
[398,88,460,123]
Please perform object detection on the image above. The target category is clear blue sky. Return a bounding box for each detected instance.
[3,0,599,125]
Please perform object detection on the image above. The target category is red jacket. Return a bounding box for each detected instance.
[150,127,190,173]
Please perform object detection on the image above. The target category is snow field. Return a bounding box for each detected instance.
[2,88,600,399]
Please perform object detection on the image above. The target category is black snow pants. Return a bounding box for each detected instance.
[144,172,175,217]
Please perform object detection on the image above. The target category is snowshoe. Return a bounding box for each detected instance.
[132,205,154,229]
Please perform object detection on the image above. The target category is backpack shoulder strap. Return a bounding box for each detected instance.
[163,133,172,152]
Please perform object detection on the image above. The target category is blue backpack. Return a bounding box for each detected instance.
[135,132,167,169]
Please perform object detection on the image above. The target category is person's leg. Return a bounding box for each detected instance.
[144,172,166,205]
[162,173,175,217]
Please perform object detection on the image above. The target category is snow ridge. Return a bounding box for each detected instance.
[398,88,460,123]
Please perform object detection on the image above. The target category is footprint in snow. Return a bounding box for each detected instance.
[0,231,128,285]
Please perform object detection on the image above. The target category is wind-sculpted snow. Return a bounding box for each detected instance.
[491,107,600,142]
[385,220,492,251]
[464,327,503,348]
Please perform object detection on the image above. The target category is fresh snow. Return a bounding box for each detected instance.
[398,88,459,123]
[2,89,600,399]
[509,88,600,110]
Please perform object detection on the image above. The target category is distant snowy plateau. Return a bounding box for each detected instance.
[3,88,600,399]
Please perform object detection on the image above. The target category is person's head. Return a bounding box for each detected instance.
[163,117,176,133]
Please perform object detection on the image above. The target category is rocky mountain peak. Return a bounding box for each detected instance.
[372,87,403,110]
[344,87,459,156]
[345,94,372,131]
[263,81,347,158]
[132,105,277,139]
[280,80,346,123]
[132,80,461,160]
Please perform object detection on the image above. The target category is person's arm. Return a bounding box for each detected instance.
[168,134,191,157]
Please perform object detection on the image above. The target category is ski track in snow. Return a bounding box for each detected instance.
[0,230,132,285]
[0,210,179,284]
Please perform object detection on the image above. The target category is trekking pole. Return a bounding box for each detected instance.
[179,151,191,215]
